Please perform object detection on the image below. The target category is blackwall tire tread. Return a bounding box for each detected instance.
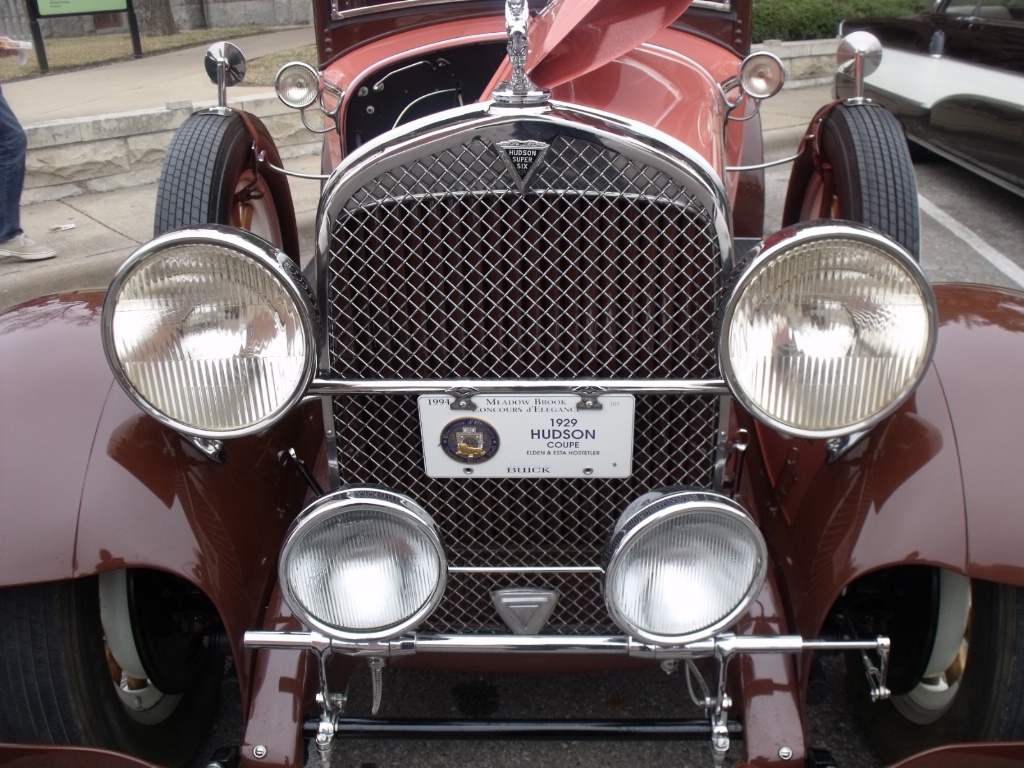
[154,111,229,232]
[783,102,920,259]
[153,110,300,258]
[0,579,221,768]
[0,584,82,744]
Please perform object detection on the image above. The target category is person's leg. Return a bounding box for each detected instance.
[0,88,27,242]
[0,89,54,260]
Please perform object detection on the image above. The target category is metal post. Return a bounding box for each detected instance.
[22,0,48,74]
[124,0,142,58]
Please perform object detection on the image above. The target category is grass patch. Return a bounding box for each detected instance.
[243,45,318,87]
[0,26,270,82]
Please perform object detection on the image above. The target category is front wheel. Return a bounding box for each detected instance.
[783,102,920,259]
[0,573,223,768]
[848,571,1024,762]
[154,110,300,258]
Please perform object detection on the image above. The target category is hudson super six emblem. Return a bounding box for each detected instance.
[496,140,548,187]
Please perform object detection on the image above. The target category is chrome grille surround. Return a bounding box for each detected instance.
[315,102,733,635]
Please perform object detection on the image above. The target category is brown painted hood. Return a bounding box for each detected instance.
[526,0,694,88]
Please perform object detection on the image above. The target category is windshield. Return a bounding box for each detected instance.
[331,0,729,20]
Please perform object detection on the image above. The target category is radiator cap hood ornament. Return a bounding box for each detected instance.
[526,0,695,89]
[492,0,550,105]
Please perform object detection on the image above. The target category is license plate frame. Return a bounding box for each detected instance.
[417,394,635,479]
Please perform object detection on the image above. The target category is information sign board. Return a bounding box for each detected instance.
[36,0,127,17]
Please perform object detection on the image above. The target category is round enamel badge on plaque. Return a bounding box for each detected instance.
[440,418,500,464]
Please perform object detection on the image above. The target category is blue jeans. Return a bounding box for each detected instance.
[0,87,27,241]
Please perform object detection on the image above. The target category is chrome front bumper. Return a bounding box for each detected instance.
[245,630,891,767]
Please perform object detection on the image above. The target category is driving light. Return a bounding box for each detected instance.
[604,489,767,645]
[720,222,936,438]
[279,487,447,641]
[739,51,785,99]
[102,227,318,439]
[275,61,321,109]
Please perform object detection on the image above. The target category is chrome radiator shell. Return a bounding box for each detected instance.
[314,102,734,635]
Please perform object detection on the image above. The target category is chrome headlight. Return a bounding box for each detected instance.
[275,61,320,109]
[739,51,785,99]
[720,223,936,438]
[280,488,447,641]
[604,489,767,646]
[102,227,318,438]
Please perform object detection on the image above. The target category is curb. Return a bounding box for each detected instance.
[763,125,807,163]
[21,41,835,200]
[23,91,320,205]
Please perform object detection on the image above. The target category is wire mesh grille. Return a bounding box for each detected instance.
[324,129,724,634]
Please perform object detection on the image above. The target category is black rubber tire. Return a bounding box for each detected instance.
[783,102,920,259]
[154,110,300,259]
[849,578,1024,763]
[0,578,222,768]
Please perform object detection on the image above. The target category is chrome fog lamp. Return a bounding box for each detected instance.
[102,227,318,439]
[275,61,321,109]
[279,487,447,641]
[739,51,785,99]
[604,489,767,645]
[720,222,936,439]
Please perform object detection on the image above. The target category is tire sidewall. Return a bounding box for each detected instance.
[63,578,223,768]
[850,580,1024,763]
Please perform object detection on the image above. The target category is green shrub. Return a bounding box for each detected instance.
[752,0,933,42]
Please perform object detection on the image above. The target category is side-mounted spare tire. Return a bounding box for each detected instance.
[783,101,920,259]
[154,110,300,258]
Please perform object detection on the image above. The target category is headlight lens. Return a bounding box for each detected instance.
[102,227,317,438]
[720,223,936,438]
[739,51,785,99]
[280,488,447,641]
[604,489,767,645]
[275,61,321,109]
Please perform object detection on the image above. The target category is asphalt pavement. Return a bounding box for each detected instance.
[0,27,832,312]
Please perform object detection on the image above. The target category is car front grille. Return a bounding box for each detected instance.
[324,125,725,634]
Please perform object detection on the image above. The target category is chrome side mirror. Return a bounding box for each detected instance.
[836,31,882,101]
[204,42,247,108]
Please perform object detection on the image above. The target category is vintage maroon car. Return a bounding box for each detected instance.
[3,1,1024,767]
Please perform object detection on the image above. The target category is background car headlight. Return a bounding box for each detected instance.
[720,222,936,438]
[604,489,767,646]
[280,487,447,641]
[102,227,318,438]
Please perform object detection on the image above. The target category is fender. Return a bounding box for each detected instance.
[930,284,1024,585]
[0,291,326,697]
[756,283,1024,636]
[0,744,158,767]
[0,293,114,586]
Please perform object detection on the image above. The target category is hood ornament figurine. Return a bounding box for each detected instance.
[492,0,549,104]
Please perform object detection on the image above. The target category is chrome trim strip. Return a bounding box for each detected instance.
[332,0,477,21]
[449,566,603,574]
[245,630,889,661]
[310,379,729,396]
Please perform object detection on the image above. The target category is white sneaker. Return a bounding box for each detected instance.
[0,233,57,261]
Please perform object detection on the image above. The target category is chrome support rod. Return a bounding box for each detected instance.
[245,630,890,661]
[257,150,331,181]
[308,378,729,397]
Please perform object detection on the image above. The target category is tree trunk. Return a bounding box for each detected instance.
[135,0,176,37]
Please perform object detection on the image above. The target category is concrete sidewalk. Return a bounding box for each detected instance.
[0,28,834,312]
